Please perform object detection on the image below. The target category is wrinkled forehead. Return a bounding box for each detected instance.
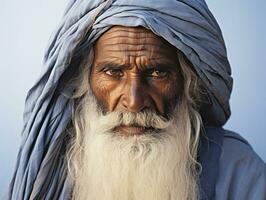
[93,25,179,65]
[97,26,171,46]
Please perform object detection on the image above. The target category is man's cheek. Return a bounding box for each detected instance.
[160,86,180,116]
[93,84,125,112]
[90,78,110,105]
[155,81,180,102]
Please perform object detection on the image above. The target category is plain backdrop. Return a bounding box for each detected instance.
[0,0,265,196]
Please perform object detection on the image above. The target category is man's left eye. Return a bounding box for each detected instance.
[149,69,169,78]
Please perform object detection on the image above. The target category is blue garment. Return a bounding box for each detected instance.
[216,131,266,200]
[7,0,265,199]
[199,128,266,200]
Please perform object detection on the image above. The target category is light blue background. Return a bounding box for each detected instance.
[0,0,265,196]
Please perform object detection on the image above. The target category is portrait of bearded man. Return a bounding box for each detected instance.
[5,0,266,200]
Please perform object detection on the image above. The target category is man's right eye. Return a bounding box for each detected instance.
[103,68,124,77]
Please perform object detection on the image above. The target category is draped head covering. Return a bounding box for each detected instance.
[7,0,232,199]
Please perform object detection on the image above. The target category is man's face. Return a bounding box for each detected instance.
[90,26,183,135]
[72,27,199,199]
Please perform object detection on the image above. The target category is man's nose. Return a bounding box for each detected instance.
[120,78,151,113]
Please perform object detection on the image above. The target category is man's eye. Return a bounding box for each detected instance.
[104,69,124,77]
[150,69,169,78]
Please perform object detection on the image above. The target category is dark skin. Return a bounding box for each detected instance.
[90,26,183,136]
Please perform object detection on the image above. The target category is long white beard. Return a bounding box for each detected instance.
[67,94,200,200]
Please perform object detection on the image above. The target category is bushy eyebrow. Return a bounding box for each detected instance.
[95,61,179,72]
[95,61,128,71]
[145,64,177,71]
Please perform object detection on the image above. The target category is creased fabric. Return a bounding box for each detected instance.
[6,0,233,199]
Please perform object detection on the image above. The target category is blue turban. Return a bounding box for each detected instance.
[7,0,232,199]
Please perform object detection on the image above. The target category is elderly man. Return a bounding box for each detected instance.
[7,0,266,200]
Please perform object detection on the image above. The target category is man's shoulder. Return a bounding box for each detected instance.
[215,129,266,200]
[221,129,264,164]
[220,129,265,175]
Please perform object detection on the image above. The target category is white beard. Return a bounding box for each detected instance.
[67,94,200,200]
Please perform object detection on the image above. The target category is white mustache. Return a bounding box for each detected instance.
[91,110,172,133]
